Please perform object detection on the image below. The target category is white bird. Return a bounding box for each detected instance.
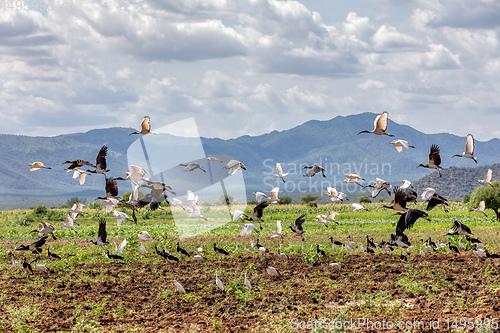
[173,280,186,294]
[250,192,268,203]
[342,174,365,187]
[102,197,119,213]
[139,244,147,254]
[207,157,223,163]
[357,111,394,136]
[239,223,256,236]
[230,210,247,222]
[224,159,246,175]
[352,203,365,211]
[33,262,49,272]
[72,169,89,185]
[185,190,199,205]
[420,188,436,202]
[344,242,352,252]
[366,178,392,198]
[400,180,413,189]
[215,272,224,291]
[61,215,77,232]
[130,116,156,135]
[478,169,493,185]
[69,203,85,219]
[324,210,340,222]
[197,246,204,253]
[115,238,127,255]
[31,221,56,238]
[8,253,22,269]
[244,273,252,290]
[313,215,329,226]
[273,163,288,183]
[389,140,415,152]
[193,254,207,262]
[244,247,251,253]
[112,211,129,226]
[127,184,140,206]
[26,161,52,171]
[138,230,151,241]
[187,204,207,220]
[270,220,282,238]
[471,201,488,217]
[453,134,477,163]
[325,187,347,202]
[250,239,256,250]
[348,236,357,248]
[419,245,425,257]
[269,187,280,204]
[458,237,466,250]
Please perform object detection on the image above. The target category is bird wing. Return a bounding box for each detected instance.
[276,163,283,176]
[294,214,306,229]
[130,165,147,176]
[421,188,435,201]
[478,201,486,211]
[140,116,151,132]
[32,236,48,248]
[276,220,282,234]
[465,134,475,154]
[253,201,269,218]
[405,209,428,230]
[98,219,107,243]
[393,187,407,210]
[429,144,441,166]
[105,177,119,197]
[118,238,127,252]
[375,111,389,131]
[485,169,492,182]
[95,145,108,172]
[393,143,403,152]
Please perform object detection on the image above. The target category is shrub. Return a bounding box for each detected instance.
[359,196,372,204]
[33,205,48,216]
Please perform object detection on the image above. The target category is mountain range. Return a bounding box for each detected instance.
[0,112,498,209]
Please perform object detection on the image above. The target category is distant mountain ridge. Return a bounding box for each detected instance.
[0,112,499,209]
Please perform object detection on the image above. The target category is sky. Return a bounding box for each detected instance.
[1,0,499,141]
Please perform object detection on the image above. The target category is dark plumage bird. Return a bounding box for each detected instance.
[22,257,34,275]
[14,236,49,255]
[426,193,449,212]
[290,214,306,239]
[89,218,108,246]
[213,243,229,255]
[381,187,408,211]
[137,180,175,211]
[176,242,190,256]
[395,209,431,236]
[87,145,110,174]
[403,188,418,202]
[445,220,473,236]
[256,239,269,253]
[96,176,119,200]
[400,251,408,262]
[47,246,61,260]
[154,245,179,262]
[448,242,460,254]
[175,162,206,173]
[245,201,269,230]
[302,165,326,178]
[366,235,378,249]
[316,244,326,257]
[105,249,124,260]
[417,144,443,177]
[63,159,94,172]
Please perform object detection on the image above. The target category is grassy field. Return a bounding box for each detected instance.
[1,202,499,332]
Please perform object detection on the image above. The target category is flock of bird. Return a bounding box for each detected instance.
[8,113,500,293]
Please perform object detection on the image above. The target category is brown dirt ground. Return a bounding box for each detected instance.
[1,252,500,332]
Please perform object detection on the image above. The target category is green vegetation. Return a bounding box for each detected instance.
[469,181,500,221]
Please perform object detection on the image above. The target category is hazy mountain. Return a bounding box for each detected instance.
[0,112,498,209]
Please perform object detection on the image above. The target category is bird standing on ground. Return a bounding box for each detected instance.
[453,134,477,163]
[446,220,473,236]
[215,272,224,291]
[357,111,394,136]
[213,243,229,255]
[130,116,156,135]
[244,273,252,290]
[270,220,282,238]
[273,163,288,183]
[26,162,52,171]
[173,280,186,294]
[417,144,443,177]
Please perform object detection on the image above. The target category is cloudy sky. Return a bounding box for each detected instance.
[1,0,499,141]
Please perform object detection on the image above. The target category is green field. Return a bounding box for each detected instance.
[0,202,499,332]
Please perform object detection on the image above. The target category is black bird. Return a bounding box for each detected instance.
[255,239,269,253]
[213,243,229,255]
[22,257,34,275]
[14,236,49,255]
[446,220,473,236]
[63,159,95,172]
[331,237,343,246]
[316,244,326,257]
[154,245,179,262]
[417,144,443,177]
[366,247,375,254]
[381,187,408,211]
[137,180,176,211]
[366,235,378,249]
[177,242,190,256]
[105,249,124,260]
[47,246,61,260]
[486,250,500,259]
[87,145,110,174]
[245,201,269,230]
[89,218,108,246]
[395,209,431,236]
[400,251,408,262]
[448,242,460,254]
[403,188,418,202]
[290,214,306,239]
[302,165,326,178]
[426,193,449,212]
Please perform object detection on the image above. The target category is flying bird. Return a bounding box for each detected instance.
[138,229,151,241]
[445,220,473,237]
[302,165,326,178]
[114,238,127,255]
[89,218,108,246]
[224,159,246,175]
[471,201,488,217]
[381,187,409,212]
[453,134,477,163]
[273,163,288,183]
[239,223,257,236]
[63,159,94,172]
[250,192,268,203]
[352,203,366,211]
[245,201,269,229]
[30,221,56,239]
[69,203,85,219]
[417,144,443,177]
[425,193,449,212]
[175,162,206,173]
[400,180,413,189]
[26,162,52,171]
[389,140,415,152]
[342,174,365,187]
[270,220,282,238]
[269,187,281,204]
[230,210,248,222]
[365,178,392,198]
[14,236,49,255]
[61,215,78,232]
[325,187,348,202]
[72,169,89,185]
[395,209,430,236]
[112,211,129,226]
[206,157,223,163]
[130,116,156,135]
[87,145,110,174]
[357,111,394,136]
[290,214,306,239]
[478,169,493,185]
[115,165,149,184]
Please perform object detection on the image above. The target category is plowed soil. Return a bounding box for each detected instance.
[1,252,500,332]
